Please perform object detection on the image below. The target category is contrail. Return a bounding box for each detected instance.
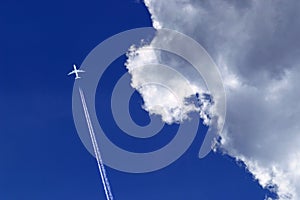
[79,87,114,200]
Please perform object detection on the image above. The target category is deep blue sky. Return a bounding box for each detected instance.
[0,0,276,199]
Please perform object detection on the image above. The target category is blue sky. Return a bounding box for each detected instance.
[0,0,278,199]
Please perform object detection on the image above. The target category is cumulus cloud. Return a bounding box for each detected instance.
[126,43,213,125]
[126,0,300,199]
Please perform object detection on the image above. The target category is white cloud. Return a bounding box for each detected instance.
[126,44,213,125]
[126,0,300,199]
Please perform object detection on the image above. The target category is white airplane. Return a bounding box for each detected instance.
[68,64,85,79]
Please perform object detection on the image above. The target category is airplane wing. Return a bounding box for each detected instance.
[77,70,85,72]
[68,71,75,75]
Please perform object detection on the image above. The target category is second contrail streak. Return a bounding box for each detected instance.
[79,87,114,200]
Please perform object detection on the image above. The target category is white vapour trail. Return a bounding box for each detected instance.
[79,88,114,200]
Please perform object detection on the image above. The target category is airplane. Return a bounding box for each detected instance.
[68,64,85,79]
